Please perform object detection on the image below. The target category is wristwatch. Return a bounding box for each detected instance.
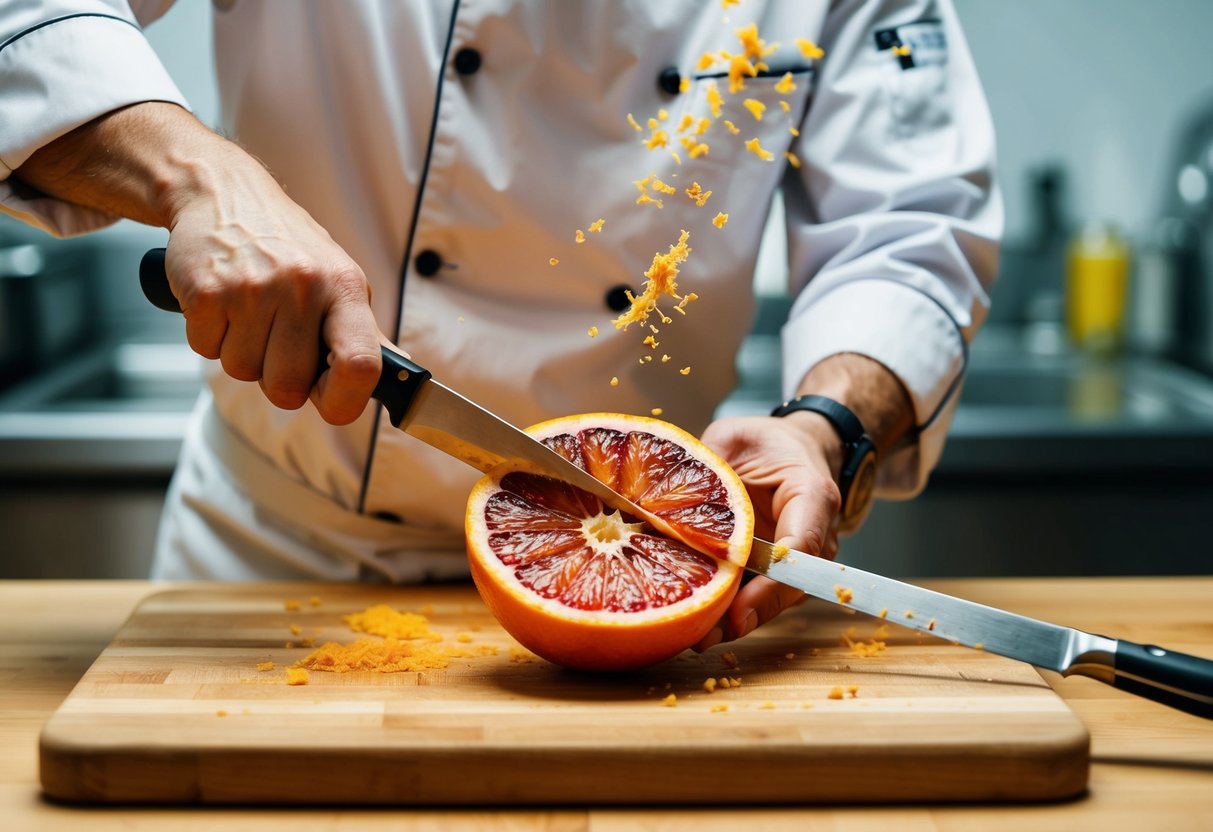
[770,394,877,533]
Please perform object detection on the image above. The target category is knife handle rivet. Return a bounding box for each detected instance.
[397,370,410,382]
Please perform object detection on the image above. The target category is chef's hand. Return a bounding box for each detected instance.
[166,177,382,425]
[693,353,914,651]
[15,102,382,426]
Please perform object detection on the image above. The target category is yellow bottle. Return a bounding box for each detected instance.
[1065,223,1130,354]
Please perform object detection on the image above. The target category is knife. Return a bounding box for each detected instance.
[747,538,1213,719]
[140,248,1213,719]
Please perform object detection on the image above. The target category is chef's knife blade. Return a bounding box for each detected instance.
[747,538,1213,719]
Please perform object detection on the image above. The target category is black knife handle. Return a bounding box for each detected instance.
[1114,640,1213,720]
[138,247,431,425]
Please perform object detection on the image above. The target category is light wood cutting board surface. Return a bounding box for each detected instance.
[40,584,1088,804]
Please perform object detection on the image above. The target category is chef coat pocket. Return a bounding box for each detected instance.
[875,20,951,140]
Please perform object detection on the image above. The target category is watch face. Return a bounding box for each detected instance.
[839,447,877,533]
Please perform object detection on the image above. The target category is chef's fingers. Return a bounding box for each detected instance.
[216,284,274,383]
[260,295,319,412]
[167,258,228,361]
[772,470,842,562]
[727,574,807,641]
[312,269,381,425]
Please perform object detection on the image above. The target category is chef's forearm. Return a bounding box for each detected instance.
[14,101,274,231]
[791,353,915,456]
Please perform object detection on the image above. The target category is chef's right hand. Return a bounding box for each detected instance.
[164,170,383,425]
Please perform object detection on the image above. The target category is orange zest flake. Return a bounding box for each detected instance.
[788,125,800,137]
[742,98,766,121]
[643,334,659,349]
[827,686,844,700]
[878,608,889,619]
[795,38,825,60]
[588,218,605,233]
[694,117,712,136]
[771,543,790,560]
[656,108,669,122]
[721,650,740,670]
[843,625,888,658]
[575,229,586,243]
[697,52,718,71]
[308,596,322,607]
[255,660,276,672]
[588,326,599,338]
[721,0,741,9]
[702,677,718,693]
[774,71,797,94]
[679,135,710,158]
[669,150,682,166]
[726,52,761,94]
[611,229,691,331]
[847,684,860,698]
[283,598,302,611]
[784,150,802,169]
[712,212,729,229]
[723,119,740,135]
[626,112,643,132]
[549,257,559,266]
[679,367,691,376]
[892,44,912,57]
[650,407,664,416]
[609,376,620,387]
[744,137,774,161]
[651,178,677,195]
[343,604,441,641]
[285,667,309,686]
[685,181,712,206]
[834,585,854,604]
[679,76,690,93]
[676,113,695,133]
[736,22,779,61]
[710,703,729,713]
[289,623,302,636]
[779,100,791,113]
[644,129,669,150]
[661,693,678,707]
[660,354,672,362]
[706,80,723,117]
[904,610,914,619]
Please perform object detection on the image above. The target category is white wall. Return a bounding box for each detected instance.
[955,0,1213,242]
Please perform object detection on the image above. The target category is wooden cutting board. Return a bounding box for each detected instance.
[40,583,1089,805]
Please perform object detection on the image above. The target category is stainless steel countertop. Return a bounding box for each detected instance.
[4,327,1213,478]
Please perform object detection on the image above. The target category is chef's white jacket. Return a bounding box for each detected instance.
[0,0,1001,581]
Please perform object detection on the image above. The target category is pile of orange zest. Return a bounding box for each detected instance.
[774,71,797,94]
[827,686,844,700]
[549,257,559,265]
[343,604,441,641]
[697,52,718,71]
[771,543,790,560]
[295,637,495,674]
[575,229,586,243]
[508,646,537,663]
[835,585,854,604]
[723,119,740,135]
[712,212,729,229]
[588,326,599,338]
[284,598,302,611]
[679,136,710,158]
[743,98,766,121]
[588,218,605,233]
[685,182,712,206]
[744,137,774,161]
[661,693,678,707]
[626,112,643,132]
[611,229,691,331]
[795,38,825,60]
[650,407,664,416]
[676,113,695,133]
[285,667,309,686]
[679,367,691,376]
[255,660,276,672]
[843,624,889,658]
[706,80,724,117]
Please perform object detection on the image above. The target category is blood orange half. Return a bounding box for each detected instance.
[465,413,754,671]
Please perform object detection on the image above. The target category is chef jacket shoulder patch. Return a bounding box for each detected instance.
[874,20,947,71]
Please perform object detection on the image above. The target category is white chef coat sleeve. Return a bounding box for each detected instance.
[781,0,1003,498]
[0,1,189,237]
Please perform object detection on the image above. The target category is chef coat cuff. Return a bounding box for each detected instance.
[0,13,189,237]
[781,278,966,498]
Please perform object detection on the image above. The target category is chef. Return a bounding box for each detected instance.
[0,0,1000,650]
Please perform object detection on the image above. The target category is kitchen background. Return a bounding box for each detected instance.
[3,0,1212,579]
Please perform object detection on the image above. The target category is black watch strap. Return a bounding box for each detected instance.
[770,394,866,444]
